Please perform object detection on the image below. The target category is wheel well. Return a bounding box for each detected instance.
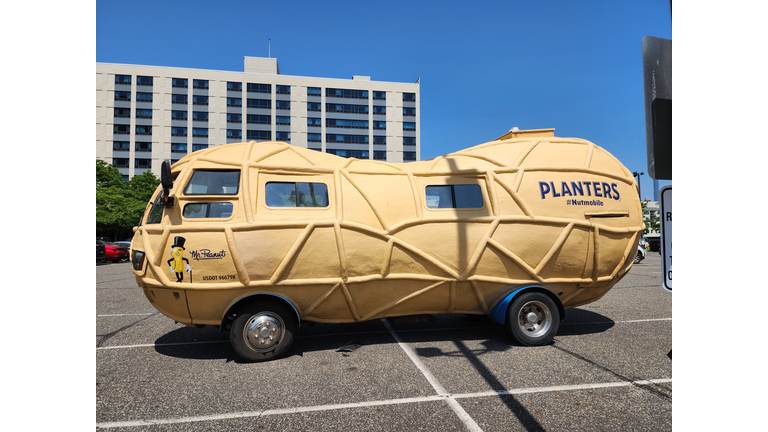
[220,294,300,332]
[489,286,566,326]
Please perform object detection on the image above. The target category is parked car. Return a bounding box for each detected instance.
[639,236,650,250]
[97,240,129,263]
[96,242,107,263]
[113,240,132,248]
[634,244,646,264]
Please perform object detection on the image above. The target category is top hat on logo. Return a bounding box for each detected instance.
[171,236,186,249]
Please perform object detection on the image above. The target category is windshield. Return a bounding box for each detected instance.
[145,190,166,224]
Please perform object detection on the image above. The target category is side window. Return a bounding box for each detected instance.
[265,182,329,208]
[184,170,241,195]
[425,185,483,209]
[183,202,233,218]
[145,192,166,224]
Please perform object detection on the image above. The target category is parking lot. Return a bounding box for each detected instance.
[96,253,671,431]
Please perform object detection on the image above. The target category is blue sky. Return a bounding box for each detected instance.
[97,0,671,198]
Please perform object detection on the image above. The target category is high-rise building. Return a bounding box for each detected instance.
[96,57,420,179]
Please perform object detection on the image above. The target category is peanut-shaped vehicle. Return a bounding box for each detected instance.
[130,132,644,361]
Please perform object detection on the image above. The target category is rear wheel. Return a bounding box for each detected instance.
[506,292,560,346]
[230,300,296,362]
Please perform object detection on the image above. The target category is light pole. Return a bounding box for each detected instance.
[632,171,644,201]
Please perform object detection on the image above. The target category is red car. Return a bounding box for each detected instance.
[97,240,129,263]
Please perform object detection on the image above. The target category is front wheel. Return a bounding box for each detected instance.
[506,292,560,346]
[230,300,296,362]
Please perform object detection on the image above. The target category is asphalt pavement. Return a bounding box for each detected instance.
[96,253,671,431]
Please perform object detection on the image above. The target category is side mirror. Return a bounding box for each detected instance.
[160,160,175,207]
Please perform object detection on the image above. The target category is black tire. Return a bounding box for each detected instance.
[634,254,642,264]
[506,292,560,346]
[230,300,296,362]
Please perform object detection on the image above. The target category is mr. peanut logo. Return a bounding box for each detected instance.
[167,236,191,282]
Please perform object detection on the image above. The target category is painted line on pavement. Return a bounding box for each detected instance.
[95,378,672,429]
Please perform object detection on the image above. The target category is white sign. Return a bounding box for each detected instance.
[660,186,672,292]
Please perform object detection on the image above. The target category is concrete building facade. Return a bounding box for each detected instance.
[96,57,420,179]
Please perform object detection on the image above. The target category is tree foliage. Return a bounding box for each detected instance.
[96,160,161,240]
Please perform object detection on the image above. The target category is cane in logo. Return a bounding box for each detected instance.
[167,236,191,282]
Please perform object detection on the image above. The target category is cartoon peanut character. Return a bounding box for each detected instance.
[167,236,191,282]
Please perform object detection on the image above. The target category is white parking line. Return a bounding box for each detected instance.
[95,378,672,429]
[381,318,484,432]
[97,313,155,317]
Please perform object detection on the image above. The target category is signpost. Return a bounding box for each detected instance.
[660,186,672,292]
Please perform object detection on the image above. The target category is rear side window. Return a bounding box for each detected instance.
[184,170,240,195]
[265,182,329,207]
[183,202,233,218]
[425,185,483,209]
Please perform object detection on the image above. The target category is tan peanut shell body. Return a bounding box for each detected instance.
[131,136,643,327]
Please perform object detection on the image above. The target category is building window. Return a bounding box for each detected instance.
[192,128,208,138]
[172,94,188,105]
[193,79,209,89]
[135,142,152,152]
[403,93,416,102]
[308,133,321,142]
[172,143,187,153]
[227,82,242,92]
[276,85,291,94]
[373,91,386,100]
[326,149,369,159]
[247,114,271,125]
[307,87,321,96]
[172,127,187,137]
[276,131,291,141]
[307,118,321,127]
[113,124,130,135]
[227,129,242,139]
[373,121,386,130]
[136,92,153,102]
[136,76,153,86]
[425,185,483,209]
[192,111,209,122]
[276,100,290,110]
[403,137,416,146]
[403,122,416,131]
[193,95,209,105]
[247,83,271,93]
[276,116,291,125]
[112,158,129,168]
[115,75,131,85]
[135,159,152,169]
[114,108,130,118]
[135,125,152,135]
[265,182,329,208]
[326,119,368,129]
[326,88,368,99]
[326,104,368,114]
[374,136,386,144]
[227,97,242,107]
[136,108,152,119]
[373,106,386,115]
[308,102,321,112]
[403,151,416,161]
[247,99,271,109]
[247,130,271,141]
[326,134,368,144]
[374,151,387,160]
[403,107,416,117]
[172,110,188,120]
[114,91,131,101]
[193,144,209,151]
[172,78,188,88]
[227,113,242,123]
[113,141,130,151]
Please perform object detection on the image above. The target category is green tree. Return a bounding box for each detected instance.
[96,160,161,240]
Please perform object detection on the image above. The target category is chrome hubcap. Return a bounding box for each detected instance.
[517,300,552,338]
[243,313,285,352]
